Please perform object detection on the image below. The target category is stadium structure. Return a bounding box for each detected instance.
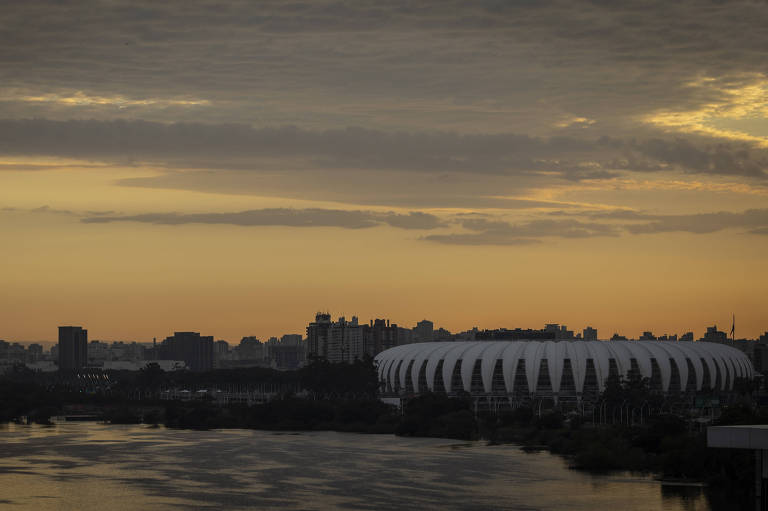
[374,341,753,409]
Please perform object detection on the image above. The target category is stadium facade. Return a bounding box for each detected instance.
[374,341,753,406]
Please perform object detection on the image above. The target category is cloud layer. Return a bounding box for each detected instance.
[1,119,766,183]
[81,208,443,230]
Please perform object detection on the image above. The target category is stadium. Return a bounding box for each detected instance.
[374,341,753,407]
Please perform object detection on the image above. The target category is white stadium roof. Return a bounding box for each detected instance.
[374,341,753,397]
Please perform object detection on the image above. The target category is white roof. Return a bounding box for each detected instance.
[374,340,753,395]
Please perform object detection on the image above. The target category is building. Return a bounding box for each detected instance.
[582,326,597,341]
[58,326,88,370]
[476,328,555,341]
[159,332,214,372]
[237,337,265,361]
[413,320,434,342]
[363,319,400,357]
[280,334,303,346]
[700,325,728,343]
[327,316,364,363]
[306,313,332,360]
[375,341,753,407]
[269,343,304,369]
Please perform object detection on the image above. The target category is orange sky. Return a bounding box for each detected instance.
[1,2,768,343]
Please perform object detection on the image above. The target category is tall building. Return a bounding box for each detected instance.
[700,325,728,343]
[237,337,264,360]
[58,326,87,370]
[583,326,598,341]
[159,332,214,371]
[306,312,332,360]
[327,316,364,363]
[280,334,303,346]
[363,319,399,357]
[413,319,434,342]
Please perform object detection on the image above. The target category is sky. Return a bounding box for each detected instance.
[1,0,767,343]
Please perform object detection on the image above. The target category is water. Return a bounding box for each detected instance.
[0,423,709,510]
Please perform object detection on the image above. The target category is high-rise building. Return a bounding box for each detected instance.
[306,313,332,360]
[413,319,434,342]
[159,332,214,371]
[306,313,375,363]
[280,334,303,346]
[327,316,364,363]
[583,326,598,341]
[58,326,88,370]
[363,319,399,357]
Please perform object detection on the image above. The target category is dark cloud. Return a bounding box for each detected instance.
[80,208,444,230]
[1,0,767,138]
[0,119,600,176]
[625,209,768,235]
[0,119,765,181]
[633,138,768,178]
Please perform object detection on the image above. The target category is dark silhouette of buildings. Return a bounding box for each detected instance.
[159,332,213,371]
[700,325,728,343]
[58,326,87,370]
[413,319,434,342]
[306,312,332,360]
[363,319,399,356]
[475,328,556,340]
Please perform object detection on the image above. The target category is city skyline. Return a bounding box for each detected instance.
[2,1,768,343]
[3,313,764,346]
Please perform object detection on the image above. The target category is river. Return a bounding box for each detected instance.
[0,423,709,510]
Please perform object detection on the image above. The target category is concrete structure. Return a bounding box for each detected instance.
[413,320,434,342]
[159,332,214,371]
[327,316,364,363]
[708,425,768,510]
[307,314,401,363]
[363,319,400,357]
[58,326,87,370]
[306,312,332,360]
[375,340,753,404]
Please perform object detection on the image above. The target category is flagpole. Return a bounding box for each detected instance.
[731,313,735,342]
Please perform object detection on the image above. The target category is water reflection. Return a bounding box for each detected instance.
[0,423,710,510]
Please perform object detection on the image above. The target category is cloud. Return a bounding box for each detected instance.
[0,119,598,175]
[63,203,768,242]
[80,208,444,230]
[423,217,621,245]
[0,119,765,183]
[632,138,768,178]
[421,233,541,246]
[625,209,768,235]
